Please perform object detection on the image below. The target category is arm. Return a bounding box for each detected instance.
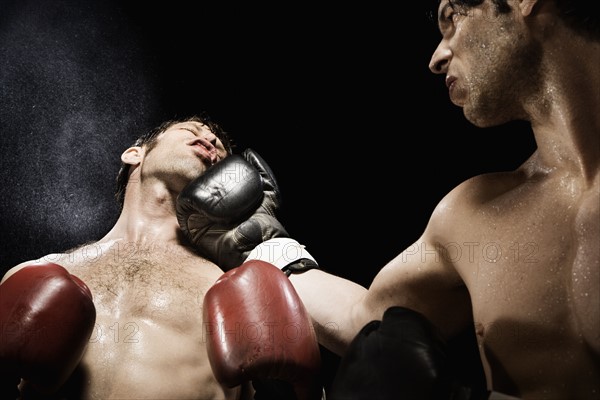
[288,230,472,356]
[286,269,368,356]
[358,181,476,341]
[291,177,474,354]
[176,148,471,351]
[362,231,473,340]
[176,149,370,354]
[290,231,475,400]
[177,148,481,399]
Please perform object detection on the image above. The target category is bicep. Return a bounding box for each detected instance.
[362,239,472,339]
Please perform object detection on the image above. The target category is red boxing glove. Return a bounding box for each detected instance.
[0,262,96,395]
[203,260,322,400]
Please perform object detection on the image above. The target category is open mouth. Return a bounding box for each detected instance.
[190,140,217,165]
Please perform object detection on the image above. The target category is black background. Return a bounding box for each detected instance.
[0,0,536,392]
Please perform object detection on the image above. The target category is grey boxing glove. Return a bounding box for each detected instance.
[176,148,318,273]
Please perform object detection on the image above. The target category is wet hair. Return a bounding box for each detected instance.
[432,0,599,40]
[114,112,235,208]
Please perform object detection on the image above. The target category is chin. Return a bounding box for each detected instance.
[463,103,510,128]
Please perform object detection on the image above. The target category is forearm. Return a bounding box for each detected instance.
[288,268,368,355]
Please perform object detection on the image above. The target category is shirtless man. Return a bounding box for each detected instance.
[0,115,256,399]
[181,0,599,398]
[296,0,600,397]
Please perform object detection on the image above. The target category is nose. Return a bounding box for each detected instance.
[201,131,226,160]
[207,134,218,147]
[429,41,451,75]
[202,131,218,148]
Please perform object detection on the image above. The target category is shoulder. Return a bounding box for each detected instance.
[425,170,526,238]
[0,240,111,284]
[441,170,525,209]
[1,253,71,284]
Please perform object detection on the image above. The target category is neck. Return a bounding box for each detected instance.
[527,33,600,182]
[101,180,183,246]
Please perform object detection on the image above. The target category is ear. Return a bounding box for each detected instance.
[121,146,143,166]
[518,0,538,17]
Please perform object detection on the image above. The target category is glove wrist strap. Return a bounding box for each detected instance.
[244,238,318,273]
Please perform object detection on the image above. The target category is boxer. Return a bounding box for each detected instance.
[178,0,600,384]
[1,115,322,399]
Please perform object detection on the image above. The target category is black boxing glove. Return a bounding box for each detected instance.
[328,306,459,400]
[176,148,318,273]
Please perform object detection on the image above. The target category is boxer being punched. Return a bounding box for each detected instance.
[1,114,321,399]
[178,1,600,398]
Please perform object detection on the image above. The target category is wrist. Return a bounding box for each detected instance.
[244,238,318,272]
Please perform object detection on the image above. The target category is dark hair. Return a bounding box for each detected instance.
[432,0,599,40]
[554,0,600,40]
[114,113,235,207]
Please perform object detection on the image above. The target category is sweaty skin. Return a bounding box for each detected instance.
[2,121,250,399]
[425,2,600,395]
[12,243,241,400]
[290,0,600,398]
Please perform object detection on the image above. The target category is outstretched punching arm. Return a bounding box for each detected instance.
[176,148,367,354]
[177,148,483,399]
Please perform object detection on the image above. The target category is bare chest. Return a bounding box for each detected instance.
[54,244,228,399]
[455,179,599,394]
[460,181,598,329]
[67,244,216,316]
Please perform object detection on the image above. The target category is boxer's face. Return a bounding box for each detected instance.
[158,121,228,165]
[430,0,543,127]
[139,121,230,191]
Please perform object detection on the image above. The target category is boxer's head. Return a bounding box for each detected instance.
[434,0,598,40]
[114,113,235,208]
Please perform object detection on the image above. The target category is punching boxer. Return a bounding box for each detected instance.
[177,0,600,398]
[1,114,321,399]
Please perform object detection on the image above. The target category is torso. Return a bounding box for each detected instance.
[24,240,244,400]
[445,167,600,398]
